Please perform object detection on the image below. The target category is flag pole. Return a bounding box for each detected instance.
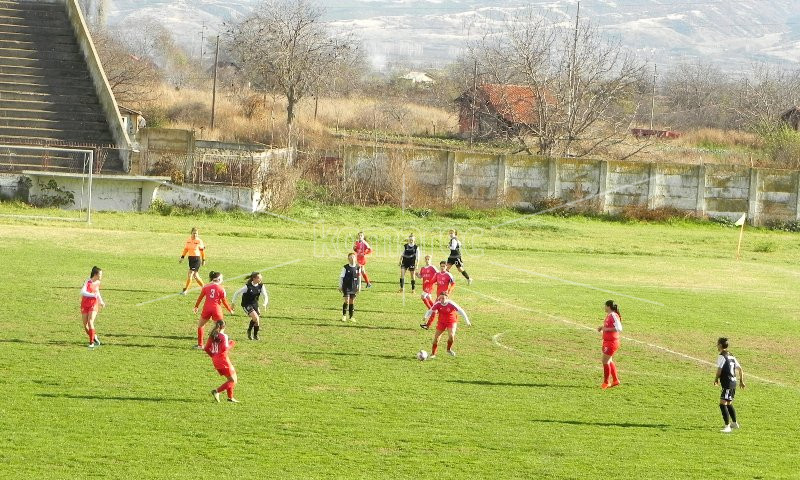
[736,220,745,260]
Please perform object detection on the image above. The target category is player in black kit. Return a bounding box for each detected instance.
[232,272,269,340]
[714,337,745,433]
[398,234,419,293]
[446,230,472,285]
[339,253,362,322]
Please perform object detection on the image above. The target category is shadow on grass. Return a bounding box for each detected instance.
[295,322,411,331]
[103,333,194,341]
[531,419,669,429]
[300,351,409,361]
[52,286,170,294]
[0,338,189,350]
[447,379,584,389]
[37,393,195,403]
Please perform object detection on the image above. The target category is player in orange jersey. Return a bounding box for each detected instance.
[80,266,105,349]
[179,227,206,295]
[204,320,239,403]
[193,271,234,349]
[597,300,623,389]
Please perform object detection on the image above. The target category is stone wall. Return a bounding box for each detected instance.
[341,145,800,225]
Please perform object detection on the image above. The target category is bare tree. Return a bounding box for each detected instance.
[468,9,645,157]
[733,63,800,132]
[228,0,361,140]
[92,28,163,105]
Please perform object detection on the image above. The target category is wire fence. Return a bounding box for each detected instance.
[0,143,127,174]
[134,151,273,187]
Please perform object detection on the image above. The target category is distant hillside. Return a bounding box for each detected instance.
[104,0,800,71]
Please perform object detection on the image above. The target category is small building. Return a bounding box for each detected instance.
[780,106,800,131]
[119,106,146,141]
[456,84,549,140]
[400,71,435,85]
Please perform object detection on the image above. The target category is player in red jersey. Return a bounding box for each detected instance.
[416,255,437,309]
[420,292,471,358]
[597,300,623,389]
[193,271,234,349]
[353,231,373,289]
[80,266,105,349]
[434,260,455,297]
[204,320,239,403]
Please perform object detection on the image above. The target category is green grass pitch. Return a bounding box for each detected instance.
[0,204,799,479]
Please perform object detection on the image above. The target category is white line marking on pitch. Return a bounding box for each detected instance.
[136,259,303,307]
[489,262,665,307]
[464,287,795,391]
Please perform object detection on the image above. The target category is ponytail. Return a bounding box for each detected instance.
[210,320,225,343]
[605,300,620,315]
[90,266,101,278]
[209,271,221,282]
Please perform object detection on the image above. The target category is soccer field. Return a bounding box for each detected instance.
[1,205,799,479]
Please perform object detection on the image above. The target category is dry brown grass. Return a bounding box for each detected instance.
[133,84,457,148]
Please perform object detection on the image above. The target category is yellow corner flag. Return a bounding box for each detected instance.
[735,213,746,259]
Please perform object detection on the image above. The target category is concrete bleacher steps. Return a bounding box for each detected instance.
[0,0,123,172]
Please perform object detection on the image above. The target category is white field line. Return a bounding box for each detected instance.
[135,259,303,307]
[464,286,796,391]
[491,332,689,381]
[489,261,665,307]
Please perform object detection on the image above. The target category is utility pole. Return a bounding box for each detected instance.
[469,58,477,146]
[568,1,580,130]
[650,64,657,130]
[200,22,207,61]
[211,35,220,129]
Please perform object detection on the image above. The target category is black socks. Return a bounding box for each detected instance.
[720,404,730,424]
[247,320,254,334]
[411,279,415,290]
[461,270,470,280]
[400,277,405,289]
[342,303,347,315]
[727,404,737,423]
[348,303,354,319]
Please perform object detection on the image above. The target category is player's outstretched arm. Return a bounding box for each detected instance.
[262,285,269,308]
[231,286,246,306]
[451,301,471,326]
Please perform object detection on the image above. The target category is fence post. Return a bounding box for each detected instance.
[696,164,706,216]
[446,151,457,203]
[598,160,609,213]
[496,155,507,206]
[647,163,659,210]
[547,158,559,198]
[796,171,800,221]
[748,168,759,226]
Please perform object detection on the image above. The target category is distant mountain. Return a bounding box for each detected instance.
[103,0,800,71]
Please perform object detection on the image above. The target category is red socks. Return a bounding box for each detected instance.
[425,315,435,328]
[422,297,434,309]
[431,341,439,356]
[603,363,610,383]
[217,381,235,399]
[88,329,96,344]
[609,362,619,383]
[197,327,204,347]
[361,271,370,284]
[447,339,453,351]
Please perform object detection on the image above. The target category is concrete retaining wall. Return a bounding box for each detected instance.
[341,145,800,225]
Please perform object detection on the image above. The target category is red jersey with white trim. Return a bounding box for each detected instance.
[204,332,235,364]
[195,283,228,311]
[603,312,622,344]
[434,271,455,295]
[354,240,371,264]
[419,265,437,291]
[425,300,470,326]
[80,280,99,311]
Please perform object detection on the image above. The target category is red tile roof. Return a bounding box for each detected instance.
[475,84,550,125]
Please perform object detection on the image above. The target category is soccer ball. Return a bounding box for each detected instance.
[417,350,428,361]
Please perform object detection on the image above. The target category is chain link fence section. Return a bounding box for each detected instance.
[135,150,275,187]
